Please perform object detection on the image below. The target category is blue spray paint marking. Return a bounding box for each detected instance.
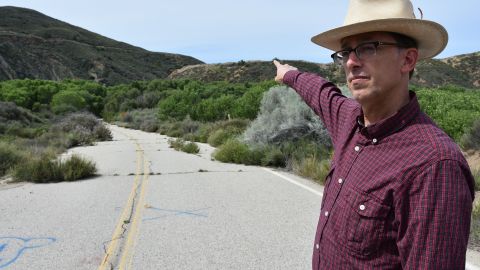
[143,207,211,221]
[0,237,56,269]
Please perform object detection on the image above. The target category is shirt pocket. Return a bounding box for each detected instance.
[342,187,391,257]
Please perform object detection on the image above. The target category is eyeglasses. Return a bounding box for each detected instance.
[331,41,403,65]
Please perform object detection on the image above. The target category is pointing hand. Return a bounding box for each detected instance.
[273,60,298,83]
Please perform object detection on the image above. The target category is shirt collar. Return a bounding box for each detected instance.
[357,91,420,140]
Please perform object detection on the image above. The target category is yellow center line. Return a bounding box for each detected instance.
[97,133,147,270]
[118,153,150,270]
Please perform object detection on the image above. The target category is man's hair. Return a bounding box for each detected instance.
[388,32,418,79]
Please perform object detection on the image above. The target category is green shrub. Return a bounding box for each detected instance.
[217,118,250,131]
[0,142,22,176]
[292,155,330,184]
[470,201,480,250]
[473,168,480,192]
[261,147,286,167]
[117,109,159,132]
[180,115,200,135]
[196,123,215,143]
[168,138,185,151]
[13,153,62,183]
[205,119,249,147]
[168,138,200,154]
[181,142,200,154]
[461,119,480,150]
[207,129,232,147]
[93,124,113,141]
[62,154,97,181]
[51,91,87,114]
[164,123,183,138]
[13,153,96,183]
[416,86,480,142]
[213,139,263,165]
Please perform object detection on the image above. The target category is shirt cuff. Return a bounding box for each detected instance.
[283,70,301,87]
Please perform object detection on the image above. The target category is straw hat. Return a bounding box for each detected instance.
[311,0,448,59]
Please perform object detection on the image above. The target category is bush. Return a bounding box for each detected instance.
[93,124,113,141]
[416,86,480,142]
[461,119,480,150]
[168,138,200,154]
[0,101,43,125]
[12,153,96,183]
[0,142,22,176]
[206,119,249,147]
[181,142,200,154]
[51,91,87,114]
[52,112,112,145]
[196,123,215,143]
[243,86,331,148]
[207,129,233,147]
[213,139,263,165]
[473,168,480,192]
[161,122,183,137]
[168,138,185,151]
[62,154,97,181]
[117,109,159,132]
[470,201,480,250]
[13,153,62,183]
[292,155,330,184]
[261,146,286,167]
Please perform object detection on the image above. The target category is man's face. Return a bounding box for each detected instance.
[341,32,406,107]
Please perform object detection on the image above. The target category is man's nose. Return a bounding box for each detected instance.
[345,50,361,68]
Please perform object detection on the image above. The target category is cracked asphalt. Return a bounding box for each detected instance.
[0,125,324,269]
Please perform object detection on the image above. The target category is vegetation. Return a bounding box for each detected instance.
[470,201,480,251]
[473,168,480,192]
[462,119,480,150]
[102,79,276,122]
[0,80,111,182]
[414,85,480,142]
[12,153,96,183]
[168,138,200,154]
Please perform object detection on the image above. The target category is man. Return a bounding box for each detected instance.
[273,0,475,269]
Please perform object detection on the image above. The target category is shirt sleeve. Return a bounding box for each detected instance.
[395,159,473,269]
[282,70,358,145]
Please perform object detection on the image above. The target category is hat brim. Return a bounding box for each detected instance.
[311,18,448,60]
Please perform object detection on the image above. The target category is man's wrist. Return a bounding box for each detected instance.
[282,70,300,86]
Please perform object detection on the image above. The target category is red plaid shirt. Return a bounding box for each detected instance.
[284,71,475,270]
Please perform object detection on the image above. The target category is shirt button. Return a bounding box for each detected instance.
[324,211,329,217]
[359,204,366,211]
[354,146,360,152]
[338,178,343,184]
[316,244,320,249]
[372,138,378,144]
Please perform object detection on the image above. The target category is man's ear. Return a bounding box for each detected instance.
[401,48,418,75]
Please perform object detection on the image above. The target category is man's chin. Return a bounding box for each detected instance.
[350,88,370,102]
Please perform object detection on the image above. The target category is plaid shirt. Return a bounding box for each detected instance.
[283,71,475,270]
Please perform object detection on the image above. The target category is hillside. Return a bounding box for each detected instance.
[168,60,346,84]
[0,6,203,85]
[169,53,480,89]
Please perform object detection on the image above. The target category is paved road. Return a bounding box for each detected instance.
[1,124,479,270]
[0,125,324,269]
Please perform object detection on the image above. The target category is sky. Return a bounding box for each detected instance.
[1,0,478,64]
